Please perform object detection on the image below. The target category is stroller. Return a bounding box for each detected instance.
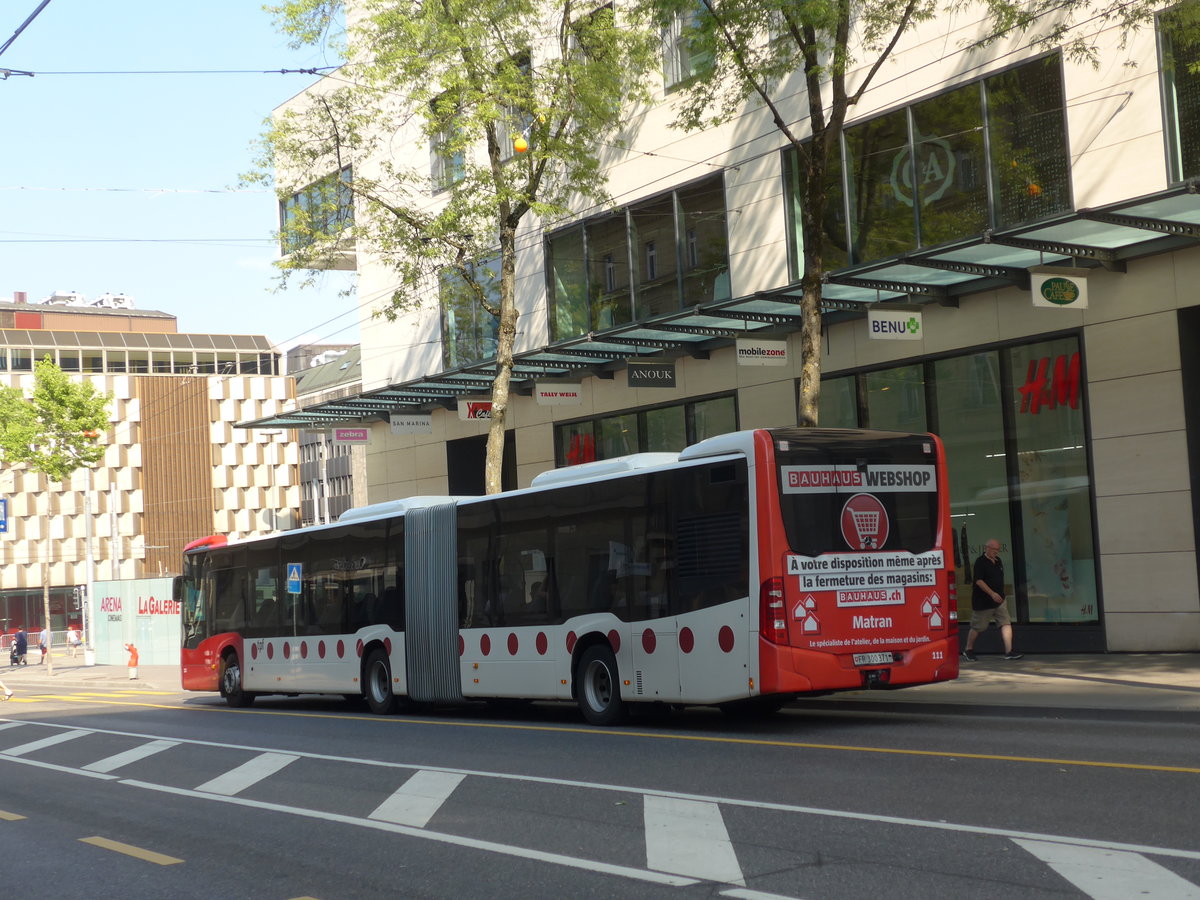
[9,640,26,667]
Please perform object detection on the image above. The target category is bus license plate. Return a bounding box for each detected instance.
[853,652,894,666]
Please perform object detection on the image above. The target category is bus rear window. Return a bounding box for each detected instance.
[773,429,940,557]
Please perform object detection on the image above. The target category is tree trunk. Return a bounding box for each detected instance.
[484,225,521,495]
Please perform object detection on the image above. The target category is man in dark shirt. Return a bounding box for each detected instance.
[962,539,1023,661]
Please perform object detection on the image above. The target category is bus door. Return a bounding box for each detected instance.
[671,459,754,704]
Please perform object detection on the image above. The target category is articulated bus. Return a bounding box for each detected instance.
[178,427,958,724]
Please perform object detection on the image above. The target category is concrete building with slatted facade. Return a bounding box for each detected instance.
[0,292,300,636]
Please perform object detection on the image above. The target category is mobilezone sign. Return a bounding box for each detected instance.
[868,308,923,340]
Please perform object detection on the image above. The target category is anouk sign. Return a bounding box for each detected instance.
[627,361,676,388]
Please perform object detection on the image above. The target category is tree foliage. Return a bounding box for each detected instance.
[0,357,111,482]
[258,0,660,492]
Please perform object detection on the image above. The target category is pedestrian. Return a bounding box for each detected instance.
[13,628,27,666]
[38,626,49,664]
[124,643,139,680]
[962,539,1023,661]
[0,676,11,701]
[67,626,82,658]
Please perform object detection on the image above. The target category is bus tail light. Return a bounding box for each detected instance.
[760,577,788,644]
[947,572,957,606]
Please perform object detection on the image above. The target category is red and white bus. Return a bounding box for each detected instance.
[179,427,958,723]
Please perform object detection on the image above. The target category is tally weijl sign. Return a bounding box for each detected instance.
[781,465,937,493]
[534,383,582,406]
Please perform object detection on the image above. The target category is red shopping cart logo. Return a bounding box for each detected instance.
[841,493,889,550]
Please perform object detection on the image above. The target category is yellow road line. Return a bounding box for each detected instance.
[0,809,27,821]
[41,694,1200,775]
[80,835,183,865]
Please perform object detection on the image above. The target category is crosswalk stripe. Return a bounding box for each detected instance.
[1014,839,1200,899]
[370,770,465,827]
[644,794,745,886]
[2,729,90,757]
[194,752,298,796]
[84,740,179,774]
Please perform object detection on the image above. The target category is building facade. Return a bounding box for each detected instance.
[0,296,300,636]
[253,4,1200,652]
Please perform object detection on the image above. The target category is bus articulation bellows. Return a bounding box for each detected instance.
[178,427,958,724]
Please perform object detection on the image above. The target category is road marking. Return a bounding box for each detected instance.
[2,728,90,757]
[8,719,1200,867]
[1014,839,1200,898]
[0,722,25,732]
[722,890,811,900]
[370,769,464,827]
[33,696,1200,776]
[195,751,298,796]
[123,778,699,887]
[80,835,183,866]
[84,739,179,774]
[644,795,744,885]
[0,809,26,821]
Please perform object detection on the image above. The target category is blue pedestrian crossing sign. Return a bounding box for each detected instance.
[286,563,302,594]
[0,498,6,534]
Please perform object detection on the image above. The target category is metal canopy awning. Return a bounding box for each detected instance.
[241,182,1200,430]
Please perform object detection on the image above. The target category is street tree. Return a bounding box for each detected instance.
[258,0,660,493]
[637,0,1186,426]
[0,357,111,675]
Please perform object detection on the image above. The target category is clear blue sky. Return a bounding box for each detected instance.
[0,0,358,350]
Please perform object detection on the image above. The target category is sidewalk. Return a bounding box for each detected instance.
[3,651,1200,718]
[1,654,181,693]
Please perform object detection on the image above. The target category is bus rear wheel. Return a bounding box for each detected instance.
[219,653,254,708]
[576,645,626,726]
[364,648,398,715]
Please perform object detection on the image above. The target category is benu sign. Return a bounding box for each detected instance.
[868,309,923,341]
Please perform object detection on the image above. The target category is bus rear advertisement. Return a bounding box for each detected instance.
[178,427,957,724]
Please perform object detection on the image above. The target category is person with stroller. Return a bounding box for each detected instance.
[12,628,28,666]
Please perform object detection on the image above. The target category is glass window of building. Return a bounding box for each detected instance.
[676,178,730,304]
[546,225,589,337]
[441,257,500,369]
[106,350,127,373]
[555,394,737,465]
[787,54,1069,273]
[1161,10,1200,181]
[817,374,859,427]
[985,57,1070,228]
[690,395,737,442]
[546,175,728,340]
[128,350,149,374]
[59,350,80,372]
[864,364,926,433]
[932,351,1011,618]
[1009,336,1096,624]
[912,83,988,245]
[589,212,633,330]
[10,348,31,372]
[279,166,353,255]
[822,334,1099,636]
[196,353,216,374]
[81,350,104,374]
[430,96,466,192]
[662,4,712,89]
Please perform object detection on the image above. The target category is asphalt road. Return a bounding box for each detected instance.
[2,685,1198,899]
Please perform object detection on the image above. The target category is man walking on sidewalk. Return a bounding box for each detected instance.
[962,539,1023,661]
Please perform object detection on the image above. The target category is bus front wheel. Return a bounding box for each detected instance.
[219,653,254,708]
[364,648,398,715]
[576,644,626,726]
